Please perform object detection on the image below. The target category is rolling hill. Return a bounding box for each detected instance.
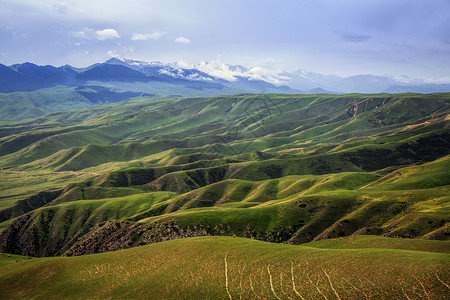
[0,92,448,258]
[0,91,449,298]
[2,59,450,122]
[0,236,448,299]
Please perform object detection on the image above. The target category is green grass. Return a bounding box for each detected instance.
[0,218,14,233]
[0,93,449,297]
[0,92,449,258]
[365,155,450,190]
[1,93,448,173]
[14,191,176,256]
[1,157,449,257]
[0,171,98,210]
[0,236,448,299]
[304,235,450,253]
[0,86,92,121]
[0,253,32,267]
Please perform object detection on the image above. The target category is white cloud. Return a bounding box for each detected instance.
[95,29,120,41]
[196,60,241,81]
[72,30,90,40]
[174,36,191,44]
[247,67,286,85]
[131,31,165,41]
[52,0,73,15]
[106,50,121,59]
[423,76,450,84]
[194,59,286,84]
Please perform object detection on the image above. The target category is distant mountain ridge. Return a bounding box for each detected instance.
[0,59,296,94]
[282,69,450,94]
[0,63,77,92]
[1,58,450,121]
[1,58,449,95]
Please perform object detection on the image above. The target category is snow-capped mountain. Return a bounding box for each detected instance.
[104,58,216,82]
[1,58,449,94]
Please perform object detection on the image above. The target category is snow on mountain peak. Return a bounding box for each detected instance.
[103,57,289,84]
[100,57,450,92]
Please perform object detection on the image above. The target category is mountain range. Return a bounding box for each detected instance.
[0,65,449,297]
[0,58,296,94]
[1,58,449,122]
[1,58,450,95]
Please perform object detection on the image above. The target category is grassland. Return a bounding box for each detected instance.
[1,155,448,257]
[0,236,449,299]
[0,92,449,297]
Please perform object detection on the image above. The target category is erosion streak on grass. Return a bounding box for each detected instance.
[224,254,232,300]
[267,264,281,300]
[279,273,292,300]
[436,274,450,290]
[402,287,412,300]
[238,263,245,299]
[249,273,254,293]
[0,236,449,298]
[342,277,368,300]
[307,273,328,300]
[291,262,306,300]
[322,268,341,300]
[414,275,431,300]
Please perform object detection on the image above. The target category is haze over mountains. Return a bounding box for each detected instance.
[1,58,449,95]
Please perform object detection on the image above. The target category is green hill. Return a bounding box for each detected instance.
[0,92,449,297]
[1,156,448,257]
[0,236,449,299]
[0,93,448,255]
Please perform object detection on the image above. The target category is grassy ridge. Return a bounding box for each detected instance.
[0,171,98,210]
[0,86,92,121]
[0,192,175,256]
[304,235,450,253]
[0,236,449,299]
[0,92,449,297]
[0,93,449,258]
[1,93,448,171]
[1,157,448,257]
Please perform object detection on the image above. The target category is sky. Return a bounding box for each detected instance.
[0,0,449,81]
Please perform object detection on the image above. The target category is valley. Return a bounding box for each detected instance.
[0,92,449,298]
[2,1,450,298]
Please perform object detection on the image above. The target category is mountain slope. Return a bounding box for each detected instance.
[0,93,449,258]
[0,63,76,93]
[0,60,301,121]
[0,152,448,256]
[0,236,448,299]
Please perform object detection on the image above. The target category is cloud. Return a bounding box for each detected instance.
[247,67,286,84]
[72,30,91,40]
[423,76,450,84]
[106,50,121,59]
[175,36,191,44]
[72,28,121,41]
[196,60,240,81]
[194,59,286,84]
[52,1,72,15]
[131,31,165,41]
[95,29,120,41]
